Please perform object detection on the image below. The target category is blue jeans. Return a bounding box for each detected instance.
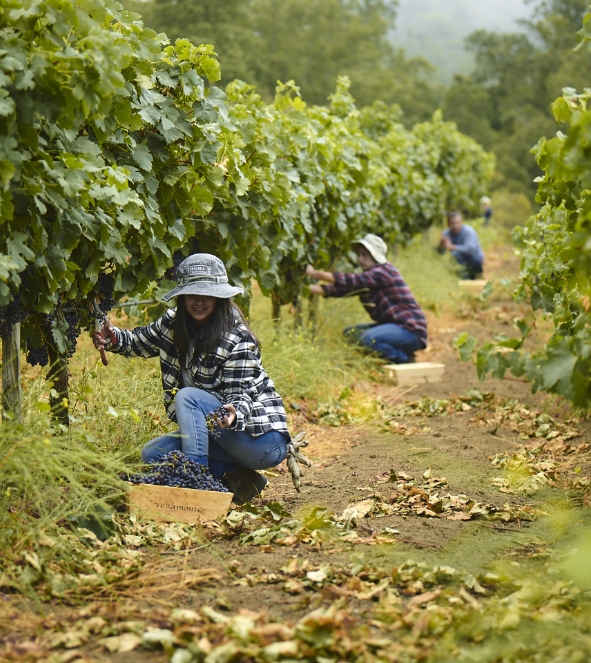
[454,253,483,280]
[142,388,288,479]
[344,323,423,364]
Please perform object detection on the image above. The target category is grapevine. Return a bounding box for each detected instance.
[123,451,229,492]
[0,0,494,420]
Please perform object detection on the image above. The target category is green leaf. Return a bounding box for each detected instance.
[132,144,153,172]
[538,338,577,397]
[191,187,214,216]
[453,332,477,362]
[481,280,494,300]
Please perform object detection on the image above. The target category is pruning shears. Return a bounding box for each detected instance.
[92,298,117,366]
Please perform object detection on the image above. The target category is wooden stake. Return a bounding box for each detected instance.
[2,322,22,422]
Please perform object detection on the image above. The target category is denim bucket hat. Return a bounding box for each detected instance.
[161,254,244,302]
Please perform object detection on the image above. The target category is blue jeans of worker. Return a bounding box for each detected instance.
[141,387,288,479]
[454,254,483,280]
[344,323,423,364]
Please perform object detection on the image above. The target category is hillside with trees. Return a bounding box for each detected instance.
[127,0,591,200]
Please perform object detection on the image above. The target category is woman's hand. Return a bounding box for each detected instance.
[305,264,335,284]
[217,404,236,430]
[91,320,115,349]
[305,264,318,279]
[308,284,324,295]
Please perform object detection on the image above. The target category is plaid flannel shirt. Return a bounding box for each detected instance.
[322,263,428,346]
[105,308,289,437]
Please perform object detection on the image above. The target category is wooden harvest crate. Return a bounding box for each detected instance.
[458,279,488,296]
[384,362,445,386]
[128,483,233,524]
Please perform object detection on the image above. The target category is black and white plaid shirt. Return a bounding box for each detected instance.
[105,309,289,437]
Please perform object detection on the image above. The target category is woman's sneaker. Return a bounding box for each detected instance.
[222,467,268,505]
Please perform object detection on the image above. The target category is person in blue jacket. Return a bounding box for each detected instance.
[481,196,493,226]
[438,209,484,280]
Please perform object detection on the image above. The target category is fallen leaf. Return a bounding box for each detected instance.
[445,512,473,521]
[283,579,304,594]
[99,633,142,654]
[406,588,442,611]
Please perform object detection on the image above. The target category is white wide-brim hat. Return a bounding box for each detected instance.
[351,233,388,264]
[162,253,244,302]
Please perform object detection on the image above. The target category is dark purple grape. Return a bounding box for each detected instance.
[26,345,49,367]
[64,310,82,358]
[124,450,229,492]
[97,273,116,312]
[0,294,29,338]
[205,406,229,440]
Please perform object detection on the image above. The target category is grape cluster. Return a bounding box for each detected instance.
[64,310,82,358]
[205,406,228,440]
[165,251,186,280]
[0,295,29,339]
[124,451,229,492]
[97,273,116,313]
[26,345,49,367]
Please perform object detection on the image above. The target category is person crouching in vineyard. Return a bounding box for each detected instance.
[306,234,427,364]
[92,254,290,504]
[438,209,484,280]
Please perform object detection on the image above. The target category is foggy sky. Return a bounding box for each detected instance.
[392,0,531,81]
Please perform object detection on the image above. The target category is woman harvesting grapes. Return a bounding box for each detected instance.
[92,254,290,504]
[306,234,427,364]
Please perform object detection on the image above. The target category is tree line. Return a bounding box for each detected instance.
[125,0,591,198]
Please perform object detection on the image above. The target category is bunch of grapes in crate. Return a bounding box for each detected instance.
[124,451,229,492]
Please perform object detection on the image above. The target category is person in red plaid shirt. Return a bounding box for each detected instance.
[306,234,427,364]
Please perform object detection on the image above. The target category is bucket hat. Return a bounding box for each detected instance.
[162,254,244,302]
[351,233,388,264]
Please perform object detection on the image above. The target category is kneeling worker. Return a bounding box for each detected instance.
[438,209,484,280]
[306,234,427,364]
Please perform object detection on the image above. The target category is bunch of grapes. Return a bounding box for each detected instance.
[123,451,229,492]
[64,310,82,358]
[26,344,49,367]
[0,294,29,339]
[164,251,186,280]
[97,273,116,313]
[205,406,229,440]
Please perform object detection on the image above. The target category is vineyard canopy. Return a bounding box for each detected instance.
[0,0,493,359]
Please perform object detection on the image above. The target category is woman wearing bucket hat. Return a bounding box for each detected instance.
[306,234,427,364]
[92,253,290,504]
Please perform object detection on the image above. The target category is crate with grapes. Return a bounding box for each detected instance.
[125,449,233,524]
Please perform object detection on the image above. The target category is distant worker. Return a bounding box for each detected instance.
[438,209,484,280]
[481,195,493,226]
[306,234,427,364]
